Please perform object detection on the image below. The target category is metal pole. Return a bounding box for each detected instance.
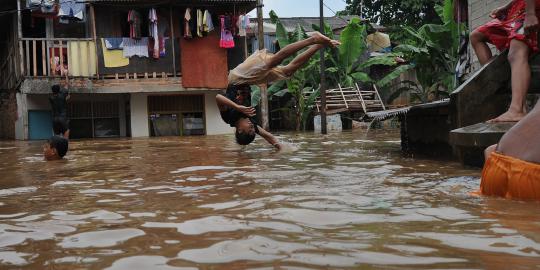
[319,0,327,134]
[257,0,269,130]
[17,0,25,77]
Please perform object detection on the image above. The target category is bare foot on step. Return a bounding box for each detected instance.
[487,110,526,123]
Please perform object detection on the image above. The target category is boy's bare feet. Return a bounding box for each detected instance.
[329,40,341,47]
[310,31,331,44]
[487,110,526,123]
[311,31,341,47]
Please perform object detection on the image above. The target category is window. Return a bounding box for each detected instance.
[67,99,120,139]
[148,95,205,137]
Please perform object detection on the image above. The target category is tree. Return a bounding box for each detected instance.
[342,0,443,29]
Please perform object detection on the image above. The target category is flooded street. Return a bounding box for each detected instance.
[1,129,540,269]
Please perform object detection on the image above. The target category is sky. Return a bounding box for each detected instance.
[247,0,348,18]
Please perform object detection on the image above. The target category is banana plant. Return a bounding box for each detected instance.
[386,0,462,104]
[251,11,320,131]
[253,11,411,130]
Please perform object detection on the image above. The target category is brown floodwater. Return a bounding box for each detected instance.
[1,129,540,269]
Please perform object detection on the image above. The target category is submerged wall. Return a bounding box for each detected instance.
[0,92,17,139]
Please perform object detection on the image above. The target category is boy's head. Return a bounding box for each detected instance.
[52,84,61,94]
[235,118,256,145]
[43,135,68,161]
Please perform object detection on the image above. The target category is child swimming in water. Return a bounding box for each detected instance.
[43,135,69,161]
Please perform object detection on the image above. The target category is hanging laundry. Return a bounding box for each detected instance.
[68,41,96,76]
[41,0,56,13]
[159,37,166,57]
[123,37,149,58]
[148,37,167,59]
[128,10,142,39]
[220,16,235,49]
[148,9,159,38]
[101,39,129,68]
[184,8,193,39]
[27,0,42,9]
[28,0,59,19]
[203,10,214,33]
[196,9,204,37]
[148,8,159,59]
[244,14,250,31]
[58,0,85,22]
[237,15,246,37]
[104,38,123,50]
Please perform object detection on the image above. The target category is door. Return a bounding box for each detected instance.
[28,110,53,140]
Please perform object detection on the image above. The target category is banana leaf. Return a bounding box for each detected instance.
[269,10,290,48]
[338,17,367,74]
[376,64,414,87]
[350,72,372,83]
[251,85,261,107]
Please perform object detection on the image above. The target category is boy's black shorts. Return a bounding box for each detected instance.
[53,116,69,136]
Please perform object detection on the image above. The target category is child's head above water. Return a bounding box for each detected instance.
[43,135,69,161]
[235,118,256,145]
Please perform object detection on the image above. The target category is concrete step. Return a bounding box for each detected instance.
[449,122,516,167]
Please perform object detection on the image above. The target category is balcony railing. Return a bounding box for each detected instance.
[20,38,180,80]
[20,38,95,78]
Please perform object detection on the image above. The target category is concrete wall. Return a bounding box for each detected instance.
[130,93,150,138]
[468,0,507,71]
[204,93,234,135]
[130,92,234,138]
[0,92,18,139]
[15,93,27,140]
[15,93,128,139]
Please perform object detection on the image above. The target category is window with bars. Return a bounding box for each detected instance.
[147,95,205,136]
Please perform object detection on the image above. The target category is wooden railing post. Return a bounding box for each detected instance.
[25,40,30,76]
[32,40,37,76]
[41,41,46,76]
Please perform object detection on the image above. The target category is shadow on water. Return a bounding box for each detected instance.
[0,129,540,269]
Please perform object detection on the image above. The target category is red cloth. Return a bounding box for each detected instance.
[180,32,228,89]
[476,0,540,52]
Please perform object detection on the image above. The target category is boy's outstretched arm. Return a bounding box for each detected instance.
[257,125,281,150]
[216,94,256,116]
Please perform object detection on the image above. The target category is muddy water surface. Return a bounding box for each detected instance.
[1,130,540,269]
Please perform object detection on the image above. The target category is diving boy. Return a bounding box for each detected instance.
[217,32,340,149]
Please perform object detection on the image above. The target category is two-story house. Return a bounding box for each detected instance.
[0,0,256,140]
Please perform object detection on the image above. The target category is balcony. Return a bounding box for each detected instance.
[20,37,180,78]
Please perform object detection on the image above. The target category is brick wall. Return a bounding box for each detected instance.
[0,92,17,139]
[468,0,507,71]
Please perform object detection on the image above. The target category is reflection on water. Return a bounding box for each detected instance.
[1,130,540,269]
